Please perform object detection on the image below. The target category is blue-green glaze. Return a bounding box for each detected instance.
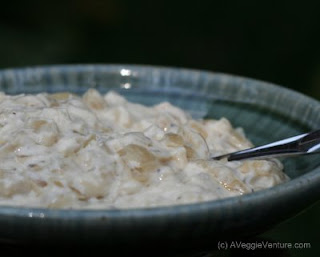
[0,64,319,249]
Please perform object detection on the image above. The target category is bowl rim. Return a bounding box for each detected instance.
[0,63,319,219]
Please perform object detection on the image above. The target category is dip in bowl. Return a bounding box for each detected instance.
[0,64,319,250]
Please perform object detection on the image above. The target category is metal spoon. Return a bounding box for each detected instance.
[212,129,320,161]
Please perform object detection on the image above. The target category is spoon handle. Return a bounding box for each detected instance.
[212,129,320,161]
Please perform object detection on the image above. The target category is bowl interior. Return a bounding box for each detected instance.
[1,65,320,248]
[1,64,319,179]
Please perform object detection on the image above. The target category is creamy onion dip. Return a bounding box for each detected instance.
[0,89,289,209]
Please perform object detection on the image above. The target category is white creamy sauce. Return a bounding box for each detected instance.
[0,89,289,209]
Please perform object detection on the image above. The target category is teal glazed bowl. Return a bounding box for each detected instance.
[0,64,319,250]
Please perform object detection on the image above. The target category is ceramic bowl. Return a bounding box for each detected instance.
[0,64,319,251]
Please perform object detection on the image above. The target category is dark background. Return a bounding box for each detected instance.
[1,0,320,99]
[0,0,319,256]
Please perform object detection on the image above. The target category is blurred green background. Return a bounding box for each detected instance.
[1,0,320,99]
[0,0,319,256]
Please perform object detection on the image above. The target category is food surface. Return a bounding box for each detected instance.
[0,89,289,209]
